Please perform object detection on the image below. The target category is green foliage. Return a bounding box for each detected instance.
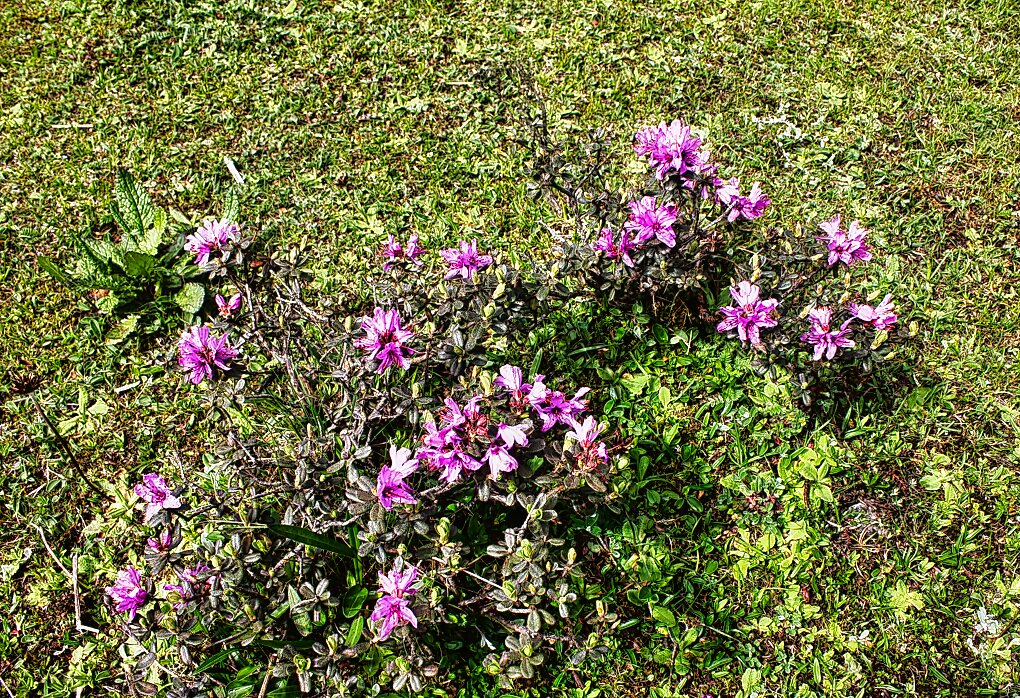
[38,170,202,341]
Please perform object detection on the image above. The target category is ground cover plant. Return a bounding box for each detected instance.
[3,0,1020,697]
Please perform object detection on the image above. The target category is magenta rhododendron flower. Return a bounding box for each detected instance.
[146,530,174,554]
[634,120,708,180]
[379,564,418,598]
[215,293,242,318]
[495,364,534,411]
[185,219,240,266]
[818,215,872,266]
[533,387,589,432]
[850,294,897,330]
[716,281,779,347]
[485,444,519,480]
[106,566,148,620]
[567,416,609,469]
[592,227,636,267]
[624,196,678,248]
[440,239,493,279]
[497,422,529,449]
[354,308,415,374]
[800,307,855,361]
[134,473,182,522]
[163,564,214,610]
[717,178,770,221]
[371,562,419,640]
[383,234,426,270]
[178,325,238,384]
[377,445,418,511]
[415,423,480,484]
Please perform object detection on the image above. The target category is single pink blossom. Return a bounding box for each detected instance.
[354,308,415,374]
[850,294,897,330]
[178,325,238,384]
[440,239,492,279]
[134,473,182,522]
[106,566,148,620]
[371,562,420,640]
[716,281,779,347]
[215,293,242,318]
[624,196,678,248]
[818,215,872,266]
[800,307,855,361]
[185,219,240,266]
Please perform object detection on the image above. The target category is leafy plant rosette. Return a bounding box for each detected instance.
[39,170,248,344]
[101,117,912,695]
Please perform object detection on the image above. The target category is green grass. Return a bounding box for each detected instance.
[2,0,1020,695]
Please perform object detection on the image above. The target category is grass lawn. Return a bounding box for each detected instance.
[2,0,1020,695]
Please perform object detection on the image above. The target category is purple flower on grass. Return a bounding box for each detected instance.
[800,307,856,361]
[634,120,707,180]
[185,219,239,266]
[850,294,897,330]
[106,566,148,620]
[533,387,589,432]
[371,595,418,640]
[383,234,426,270]
[592,227,637,267]
[134,473,182,522]
[716,281,779,348]
[371,562,419,640]
[566,416,609,470]
[146,530,174,555]
[717,178,770,221]
[215,293,242,318]
[354,308,415,374]
[163,564,214,610]
[377,445,418,511]
[818,215,872,267]
[624,196,678,248]
[440,239,492,280]
[178,326,238,384]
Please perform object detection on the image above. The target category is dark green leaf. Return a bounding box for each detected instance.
[267,524,357,558]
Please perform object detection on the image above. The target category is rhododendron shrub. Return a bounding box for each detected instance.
[108,225,614,695]
[102,117,912,695]
[717,220,912,404]
[524,115,768,319]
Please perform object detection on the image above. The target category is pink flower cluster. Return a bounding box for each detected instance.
[185,219,240,267]
[716,281,899,362]
[440,239,492,280]
[633,119,712,180]
[818,215,872,267]
[373,365,607,511]
[370,562,419,640]
[355,307,415,374]
[178,325,238,384]
[382,234,426,271]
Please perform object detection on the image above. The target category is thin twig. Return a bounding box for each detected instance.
[0,673,15,698]
[31,522,71,577]
[33,397,104,497]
